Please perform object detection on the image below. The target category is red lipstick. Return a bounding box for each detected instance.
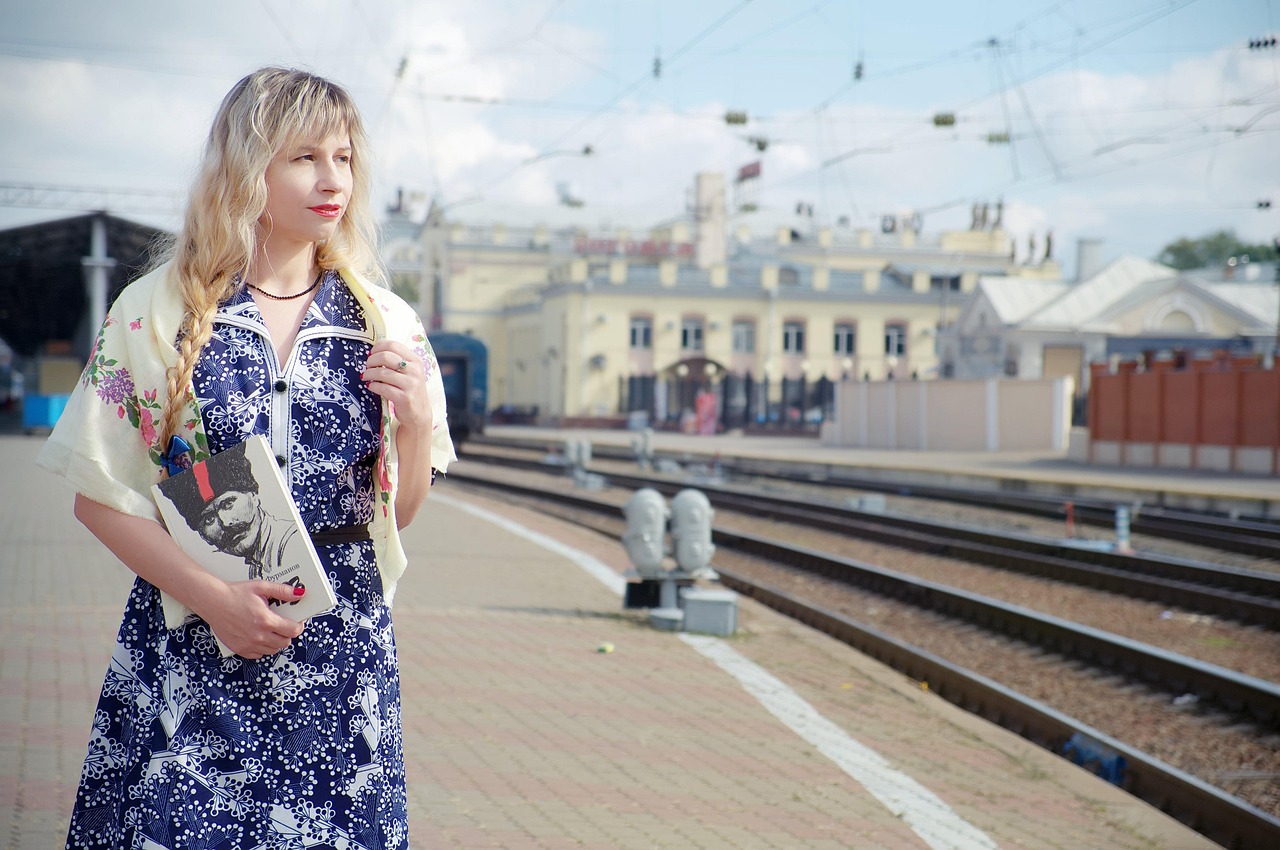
[310,204,342,218]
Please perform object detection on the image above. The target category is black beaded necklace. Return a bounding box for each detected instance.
[247,270,323,301]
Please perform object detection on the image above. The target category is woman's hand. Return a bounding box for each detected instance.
[362,340,436,527]
[362,340,434,434]
[199,580,307,659]
[72,494,305,660]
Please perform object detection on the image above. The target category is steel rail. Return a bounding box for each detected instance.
[470,436,1280,559]
[714,571,1280,850]
[714,527,1280,727]
[714,489,1280,628]
[714,458,1280,560]
[458,449,1280,625]
[1140,505,1280,536]
[600,471,1280,626]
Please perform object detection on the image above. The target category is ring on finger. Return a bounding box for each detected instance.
[396,359,408,372]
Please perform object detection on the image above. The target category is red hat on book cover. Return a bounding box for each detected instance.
[159,442,260,530]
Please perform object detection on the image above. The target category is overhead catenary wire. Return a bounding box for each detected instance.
[544,0,757,154]
[0,0,1270,245]
[470,0,758,201]
[816,0,1204,169]
[764,0,1213,220]
[989,39,1021,180]
[670,0,838,78]
[257,0,305,57]
[996,39,1062,179]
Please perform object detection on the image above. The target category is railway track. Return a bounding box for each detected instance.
[459,446,1280,629]
[443,465,1280,850]
[470,435,1280,560]
[720,456,1280,560]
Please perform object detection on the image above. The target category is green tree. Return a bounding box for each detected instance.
[1156,229,1279,270]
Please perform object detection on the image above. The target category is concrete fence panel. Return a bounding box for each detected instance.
[998,379,1072,451]
[865,382,897,448]
[826,378,1072,452]
[895,381,926,450]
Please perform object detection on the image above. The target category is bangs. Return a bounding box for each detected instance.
[273,79,364,156]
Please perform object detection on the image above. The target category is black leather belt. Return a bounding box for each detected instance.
[310,524,372,546]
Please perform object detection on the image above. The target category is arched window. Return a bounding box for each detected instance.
[1160,310,1196,333]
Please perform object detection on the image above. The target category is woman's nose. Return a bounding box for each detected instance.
[317,161,343,192]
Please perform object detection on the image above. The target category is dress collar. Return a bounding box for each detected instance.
[218,271,370,335]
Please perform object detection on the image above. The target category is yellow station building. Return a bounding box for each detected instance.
[394,174,1060,427]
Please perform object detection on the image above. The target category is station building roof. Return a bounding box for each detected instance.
[0,213,167,358]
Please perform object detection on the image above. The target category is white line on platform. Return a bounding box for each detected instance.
[681,633,998,850]
[446,492,998,850]
[442,495,628,596]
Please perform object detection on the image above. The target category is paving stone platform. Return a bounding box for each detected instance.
[1,434,1220,849]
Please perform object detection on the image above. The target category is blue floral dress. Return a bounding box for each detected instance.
[66,272,408,850]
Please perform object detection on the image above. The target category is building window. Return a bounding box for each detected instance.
[834,323,855,355]
[884,269,911,289]
[783,321,805,354]
[732,320,756,354]
[884,322,907,357]
[779,266,800,286]
[931,274,961,291]
[1004,343,1021,377]
[629,317,652,350]
[681,318,704,352]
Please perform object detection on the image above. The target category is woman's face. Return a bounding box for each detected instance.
[260,129,353,251]
[197,490,261,555]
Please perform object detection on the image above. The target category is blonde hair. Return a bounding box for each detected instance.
[154,67,383,463]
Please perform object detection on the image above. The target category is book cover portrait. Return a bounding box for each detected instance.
[153,435,336,639]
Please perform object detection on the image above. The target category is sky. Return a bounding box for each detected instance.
[1,0,1278,277]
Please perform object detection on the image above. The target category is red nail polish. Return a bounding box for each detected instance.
[293,585,306,596]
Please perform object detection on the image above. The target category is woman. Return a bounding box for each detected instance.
[38,67,455,849]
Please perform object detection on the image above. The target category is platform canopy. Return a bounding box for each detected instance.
[0,213,167,358]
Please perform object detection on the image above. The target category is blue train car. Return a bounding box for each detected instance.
[429,332,487,445]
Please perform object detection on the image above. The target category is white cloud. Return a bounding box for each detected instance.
[1,1,1276,271]
[0,58,210,188]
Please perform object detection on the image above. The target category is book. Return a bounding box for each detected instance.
[152,434,337,657]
